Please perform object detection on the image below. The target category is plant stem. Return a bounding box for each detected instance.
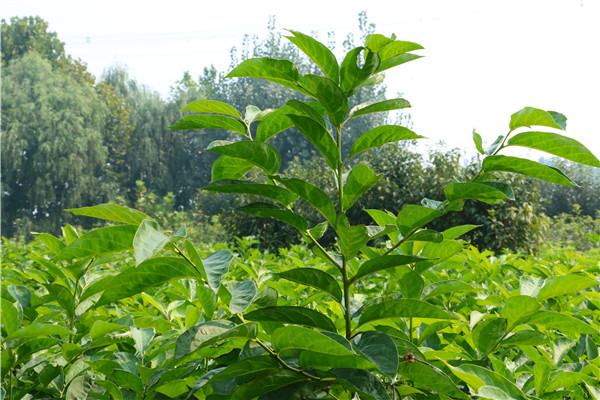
[174,243,207,284]
[253,338,334,382]
[342,257,352,340]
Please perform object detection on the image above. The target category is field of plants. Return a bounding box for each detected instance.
[1,213,599,399]
[2,19,600,400]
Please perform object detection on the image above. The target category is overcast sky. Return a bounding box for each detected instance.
[3,0,599,158]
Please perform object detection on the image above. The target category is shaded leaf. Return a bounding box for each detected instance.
[175,321,257,358]
[500,295,540,332]
[208,140,281,174]
[398,362,469,399]
[527,311,599,334]
[6,323,73,341]
[358,299,457,327]
[53,225,137,261]
[96,257,201,306]
[396,205,445,236]
[274,177,337,225]
[472,317,507,355]
[286,114,339,170]
[65,204,151,226]
[245,306,337,332]
[204,179,297,205]
[421,280,475,300]
[331,368,391,400]
[286,30,339,83]
[181,99,242,119]
[225,57,310,96]
[349,98,411,120]
[204,250,234,291]
[483,155,577,186]
[537,275,599,301]
[239,203,309,231]
[276,268,342,302]
[211,155,254,181]
[229,280,257,314]
[353,255,425,282]
[300,74,348,125]
[336,214,370,260]
[500,330,549,346]
[350,125,422,158]
[507,132,600,167]
[169,114,246,135]
[356,331,398,378]
[342,164,381,211]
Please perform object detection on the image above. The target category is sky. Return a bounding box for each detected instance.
[2,0,599,159]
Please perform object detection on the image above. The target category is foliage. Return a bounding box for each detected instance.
[2,22,600,400]
[540,205,600,252]
[1,52,112,238]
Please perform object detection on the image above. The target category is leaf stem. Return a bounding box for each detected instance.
[173,243,207,284]
[253,337,334,382]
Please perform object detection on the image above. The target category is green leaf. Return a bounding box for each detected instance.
[358,299,457,327]
[473,130,485,154]
[482,155,577,186]
[169,114,246,135]
[509,107,564,131]
[112,369,144,394]
[396,205,445,236]
[398,362,469,400]
[356,331,398,378]
[377,39,424,60]
[89,320,128,340]
[256,102,327,142]
[526,311,599,334]
[286,99,327,129]
[340,47,381,96]
[225,57,310,96]
[353,255,425,282]
[331,368,391,400]
[286,114,340,170]
[131,327,154,357]
[442,225,481,241]
[349,125,422,158]
[6,323,73,341]
[211,155,254,181]
[181,99,242,119]
[406,229,443,243]
[45,283,75,319]
[96,257,201,306]
[500,330,549,346]
[364,34,395,52]
[396,267,424,299]
[229,370,307,400]
[133,219,184,266]
[500,295,540,332]
[53,225,137,261]
[204,179,297,206]
[239,202,309,231]
[449,364,527,400]
[342,165,381,211]
[229,280,257,314]
[1,299,19,336]
[538,275,599,301]
[175,320,257,358]
[208,140,281,174]
[299,74,349,125]
[548,111,567,129]
[545,371,591,392]
[286,30,339,83]
[472,317,507,355]
[507,132,600,167]
[244,306,337,332]
[421,280,475,300]
[32,232,65,254]
[272,326,357,357]
[211,356,279,382]
[66,204,151,226]
[274,177,337,225]
[276,268,342,302]
[477,386,516,400]
[336,214,371,260]
[377,52,422,73]
[444,182,512,203]
[308,221,329,240]
[204,250,234,291]
[349,98,411,120]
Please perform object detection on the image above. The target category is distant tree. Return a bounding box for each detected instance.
[1,53,111,236]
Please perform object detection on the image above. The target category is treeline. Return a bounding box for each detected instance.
[1,15,598,252]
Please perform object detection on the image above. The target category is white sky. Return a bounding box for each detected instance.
[2,0,600,159]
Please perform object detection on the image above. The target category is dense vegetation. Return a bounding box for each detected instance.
[2,13,599,400]
[1,15,599,254]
